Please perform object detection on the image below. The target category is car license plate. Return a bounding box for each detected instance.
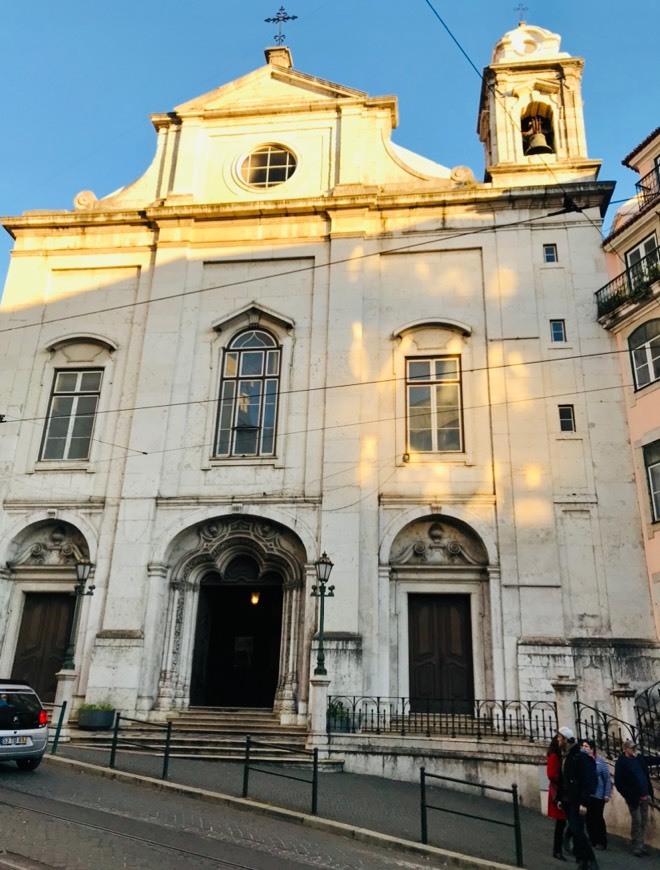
[1,736,28,745]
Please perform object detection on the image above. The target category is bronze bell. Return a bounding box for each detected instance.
[527,132,553,154]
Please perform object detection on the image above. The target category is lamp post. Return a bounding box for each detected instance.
[311,552,334,676]
[61,558,95,670]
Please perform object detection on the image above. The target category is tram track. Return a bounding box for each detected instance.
[0,784,287,870]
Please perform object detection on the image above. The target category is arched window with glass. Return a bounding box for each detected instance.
[215,330,281,457]
[629,319,660,389]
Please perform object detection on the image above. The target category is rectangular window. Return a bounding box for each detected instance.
[626,233,658,270]
[407,357,463,453]
[543,244,558,263]
[550,319,566,342]
[558,404,576,433]
[40,370,102,460]
[644,440,660,522]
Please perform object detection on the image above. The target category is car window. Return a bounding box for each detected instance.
[0,691,42,728]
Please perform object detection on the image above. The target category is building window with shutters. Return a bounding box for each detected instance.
[628,319,660,389]
[406,357,463,453]
[215,329,281,457]
[40,369,103,460]
[644,441,660,522]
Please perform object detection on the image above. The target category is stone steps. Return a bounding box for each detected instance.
[68,706,325,765]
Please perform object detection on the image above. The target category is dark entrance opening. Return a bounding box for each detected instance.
[11,592,75,703]
[408,593,474,713]
[191,565,283,708]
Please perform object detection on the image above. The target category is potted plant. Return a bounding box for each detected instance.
[76,702,116,731]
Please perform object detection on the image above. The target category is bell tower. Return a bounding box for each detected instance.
[477,22,601,186]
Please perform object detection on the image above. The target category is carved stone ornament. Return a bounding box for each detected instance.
[390,519,487,567]
[8,523,89,568]
[174,516,305,588]
[73,190,97,210]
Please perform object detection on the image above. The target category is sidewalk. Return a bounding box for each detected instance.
[52,746,653,869]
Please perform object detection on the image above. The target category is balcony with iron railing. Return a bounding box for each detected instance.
[635,166,660,208]
[596,245,660,317]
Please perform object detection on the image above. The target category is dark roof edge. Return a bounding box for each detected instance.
[622,127,660,168]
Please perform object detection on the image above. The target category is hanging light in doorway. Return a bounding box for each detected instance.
[250,591,260,606]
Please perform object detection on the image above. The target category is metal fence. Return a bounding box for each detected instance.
[242,734,320,815]
[109,714,173,780]
[419,767,523,867]
[327,695,557,742]
[48,701,68,755]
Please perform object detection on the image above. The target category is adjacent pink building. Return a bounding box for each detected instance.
[598,127,660,639]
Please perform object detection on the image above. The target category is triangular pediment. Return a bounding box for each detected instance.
[173,64,368,116]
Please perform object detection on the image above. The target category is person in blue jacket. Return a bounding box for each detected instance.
[582,739,612,850]
[614,739,654,857]
[556,727,599,870]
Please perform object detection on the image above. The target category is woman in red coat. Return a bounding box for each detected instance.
[547,734,569,861]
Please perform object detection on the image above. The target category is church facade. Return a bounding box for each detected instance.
[0,24,657,726]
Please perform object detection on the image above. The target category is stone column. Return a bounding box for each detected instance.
[306,675,330,755]
[551,674,578,734]
[610,682,637,732]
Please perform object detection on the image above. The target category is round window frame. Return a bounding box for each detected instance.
[235,143,298,192]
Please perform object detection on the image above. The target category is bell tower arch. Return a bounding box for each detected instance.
[477,21,601,185]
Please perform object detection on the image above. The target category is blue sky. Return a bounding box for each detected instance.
[1,1,658,280]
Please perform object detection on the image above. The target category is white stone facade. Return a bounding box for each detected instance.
[0,25,657,726]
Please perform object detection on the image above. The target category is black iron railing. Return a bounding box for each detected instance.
[596,245,660,316]
[327,696,557,742]
[48,700,68,755]
[109,714,173,780]
[635,680,660,747]
[575,702,658,760]
[635,166,660,208]
[242,734,320,815]
[420,767,523,866]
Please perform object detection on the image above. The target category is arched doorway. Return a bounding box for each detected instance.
[2,521,91,702]
[389,516,490,710]
[190,557,283,707]
[157,516,307,716]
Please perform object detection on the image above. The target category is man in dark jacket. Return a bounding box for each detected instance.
[556,727,599,870]
[614,739,654,857]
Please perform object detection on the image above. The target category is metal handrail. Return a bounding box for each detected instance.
[327,695,557,742]
[242,734,319,815]
[574,701,658,759]
[109,714,173,780]
[635,166,660,207]
[420,767,523,867]
[48,700,68,755]
[596,245,660,316]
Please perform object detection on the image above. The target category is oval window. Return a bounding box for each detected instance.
[240,145,296,189]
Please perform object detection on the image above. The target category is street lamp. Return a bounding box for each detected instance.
[311,552,334,676]
[61,558,95,670]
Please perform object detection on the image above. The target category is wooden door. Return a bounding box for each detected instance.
[408,594,474,713]
[11,593,75,702]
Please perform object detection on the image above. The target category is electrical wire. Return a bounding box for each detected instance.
[0,211,579,337]
[419,0,630,268]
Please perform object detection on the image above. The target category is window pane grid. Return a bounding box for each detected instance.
[550,320,566,342]
[406,357,463,453]
[41,369,102,461]
[558,404,576,432]
[630,328,660,389]
[215,331,280,458]
[644,441,660,521]
[240,146,296,189]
